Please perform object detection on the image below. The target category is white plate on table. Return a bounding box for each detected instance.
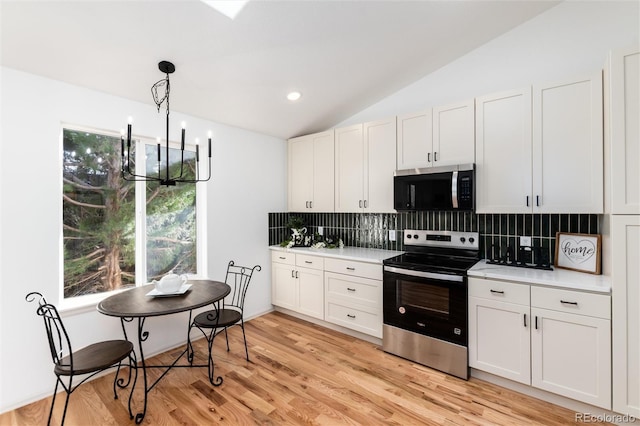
[146,284,192,297]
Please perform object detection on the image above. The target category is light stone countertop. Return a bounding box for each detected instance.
[468,259,611,294]
[269,245,403,264]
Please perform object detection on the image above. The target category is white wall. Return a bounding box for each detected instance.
[0,67,286,412]
[338,1,640,127]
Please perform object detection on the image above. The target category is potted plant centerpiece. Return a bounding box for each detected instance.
[287,216,308,247]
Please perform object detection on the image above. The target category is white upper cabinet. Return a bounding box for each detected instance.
[476,72,604,214]
[475,88,533,214]
[432,99,475,166]
[335,124,365,212]
[335,118,396,213]
[606,46,640,214]
[397,99,474,171]
[397,109,432,170]
[533,72,604,213]
[364,118,396,213]
[288,130,334,212]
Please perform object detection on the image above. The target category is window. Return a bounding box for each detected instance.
[62,128,200,299]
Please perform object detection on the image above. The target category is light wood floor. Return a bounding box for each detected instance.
[1,311,611,425]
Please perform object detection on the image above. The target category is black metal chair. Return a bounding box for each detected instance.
[188,261,261,371]
[26,292,137,426]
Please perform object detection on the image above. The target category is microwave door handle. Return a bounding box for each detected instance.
[451,170,459,209]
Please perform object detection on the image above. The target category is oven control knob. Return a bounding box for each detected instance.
[460,237,466,243]
[469,237,475,244]
[413,234,419,239]
[407,234,412,239]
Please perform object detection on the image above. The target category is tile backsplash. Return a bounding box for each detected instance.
[268,211,599,264]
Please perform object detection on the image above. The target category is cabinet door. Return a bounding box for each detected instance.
[609,47,640,214]
[531,307,611,409]
[533,72,603,213]
[433,99,475,166]
[469,296,531,385]
[612,215,640,417]
[311,130,335,212]
[396,110,432,170]
[364,118,396,213]
[297,267,324,320]
[475,88,533,213]
[288,135,313,211]
[271,262,297,311]
[335,124,364,212]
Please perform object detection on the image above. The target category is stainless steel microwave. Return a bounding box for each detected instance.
[393,164,475,211]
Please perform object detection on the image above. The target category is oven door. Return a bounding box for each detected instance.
[383,266,467,346]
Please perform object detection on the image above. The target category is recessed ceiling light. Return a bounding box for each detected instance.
[287,91,302,101]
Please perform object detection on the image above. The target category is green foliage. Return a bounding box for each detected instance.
[287,215,305,229]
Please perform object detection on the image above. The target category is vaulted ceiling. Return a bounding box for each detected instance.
[0,1,559,139]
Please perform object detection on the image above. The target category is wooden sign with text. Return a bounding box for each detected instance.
[555,232,602,274]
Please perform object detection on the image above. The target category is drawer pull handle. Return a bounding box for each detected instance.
[490,289,504,294]
[279,256,286,259]
[347,287,356,292]
[305,261,312,264]
[417,322,426,327]
[560,300,578,306]
[347,314,356,319]
[346,267,356,271]
[291,270,295,278]
[524,313,527,327]
[535,316,538,330]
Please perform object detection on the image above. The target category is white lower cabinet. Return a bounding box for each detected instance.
[469,278,611,409]
[271,252,324,320]
[271,251,384,337]
[469,279,531,384]
[324,258,383,338]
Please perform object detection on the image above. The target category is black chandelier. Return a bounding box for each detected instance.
[121,60,212,186]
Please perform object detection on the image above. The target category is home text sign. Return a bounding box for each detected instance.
[555,232,602,274]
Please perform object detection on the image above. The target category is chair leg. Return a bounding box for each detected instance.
[60,386,72,426]
[224,327,230,352]
[241,318,249,361]
[47,379,60,426]
[112,361,123,399]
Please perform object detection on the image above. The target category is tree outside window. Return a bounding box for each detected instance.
[62,128,198,298]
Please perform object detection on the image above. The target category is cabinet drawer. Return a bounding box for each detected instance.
[531,286,610,319]
[271,251,295,265]
[325,272,380,308]
[324,258,382,280]
[469,278,530,305]
[296,254,324,270]
[325,301,381,338]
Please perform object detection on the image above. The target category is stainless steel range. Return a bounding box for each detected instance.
[382,229,479,380]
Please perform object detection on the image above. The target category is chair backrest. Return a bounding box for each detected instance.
[224,261,261,311]
[26,292,73,370]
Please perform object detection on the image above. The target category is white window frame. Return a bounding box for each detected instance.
[59,125,208,312]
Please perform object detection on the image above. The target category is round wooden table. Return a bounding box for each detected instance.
[98,280,230,424]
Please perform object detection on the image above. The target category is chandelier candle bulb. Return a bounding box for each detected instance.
[181,121,186,150]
